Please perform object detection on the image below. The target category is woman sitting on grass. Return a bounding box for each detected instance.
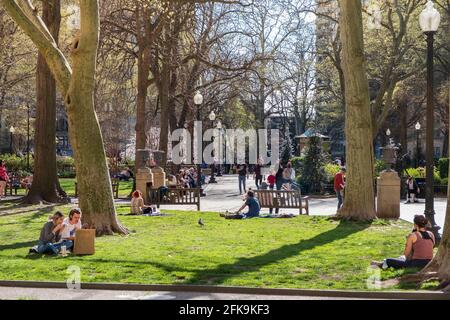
[220,190,260,220]
[131,190,152,215]
[372,215,435,270]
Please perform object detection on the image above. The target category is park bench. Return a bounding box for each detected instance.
[3,172,21,196]
[254,189,309,215]
[74,179,120,199]
[148,187,200,211]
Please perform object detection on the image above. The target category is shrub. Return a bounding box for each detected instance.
[0,154,32,172]
[438,158,449,179]
[323,163,340,184]
[375,160,389,177]
[298,136,326,194]
[403,167,441,184]
[290,157,304,171]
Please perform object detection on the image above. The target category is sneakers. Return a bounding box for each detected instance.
[404,200,410,204]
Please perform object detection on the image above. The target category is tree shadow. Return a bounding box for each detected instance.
[185,220,372,285]
[0,240,37,251]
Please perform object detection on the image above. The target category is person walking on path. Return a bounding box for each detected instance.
[254,159,263,189]
[275,164,284,191]
[238,163,248,194]
[334,167,346,211]
[0,160,10,199]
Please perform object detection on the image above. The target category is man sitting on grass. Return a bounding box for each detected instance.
[60,208,83,251]
[220,190,260,219]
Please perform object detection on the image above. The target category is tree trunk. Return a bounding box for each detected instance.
[1,0,127,235]
[336,0,376,221]
[134,6,151,170]
[64,1,127,236]
[159,64,170,164]
[24,0,66,204]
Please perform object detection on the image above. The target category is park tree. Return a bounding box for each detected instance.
[336,0,376,221]
[24,0,66,204]
[1,0,127,235]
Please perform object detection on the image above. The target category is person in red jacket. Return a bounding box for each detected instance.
[334,167,346,210]
[0,160,10,200]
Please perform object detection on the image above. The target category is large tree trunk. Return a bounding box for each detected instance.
[24,0,66,204]
[336,0,376,221]
[134,6,151,170]
[2,0,127,235]
[64,1,127,235]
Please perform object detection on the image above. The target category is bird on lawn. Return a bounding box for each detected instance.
[198,218,204,227]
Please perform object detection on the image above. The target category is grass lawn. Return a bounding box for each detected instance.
[0,202,428,290]
[11,178,134,198]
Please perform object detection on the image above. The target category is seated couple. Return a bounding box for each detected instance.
[372,215,435,270]
[220,190,261,219]
[32,208,82,255]
[130,190,159,215]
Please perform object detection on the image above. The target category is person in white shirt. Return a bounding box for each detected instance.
[60,208,82,250]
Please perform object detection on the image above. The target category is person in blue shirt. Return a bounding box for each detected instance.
[221,190,260,219]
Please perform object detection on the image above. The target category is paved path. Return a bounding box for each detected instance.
[0,286,365,300]
[133,175,447,229]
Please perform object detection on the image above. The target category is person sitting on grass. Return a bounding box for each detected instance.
[131,190,152,215]
[33,211,66,255]
[220,190,260,219]
[372,215,435,270]
[60,208,82,251]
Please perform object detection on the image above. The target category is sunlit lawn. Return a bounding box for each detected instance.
[0,201,428,291]
[10,178,133,198]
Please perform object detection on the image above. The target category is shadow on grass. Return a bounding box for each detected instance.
[184,220,372,285]
[0,240,36,251]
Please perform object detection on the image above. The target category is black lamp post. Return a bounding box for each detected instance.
[208,110,217,184]
[194,91,206,197]
[26,104,31,171]
[9,126,15,154]
[415,122,421,168]
[216,120,223,177]
[419,0,441,242]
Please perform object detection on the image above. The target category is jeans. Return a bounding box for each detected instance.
[336,190,343,210]
[385,257,430,270]
[37,240,74,255]
[255,175,263,190]
[239,175,246,194]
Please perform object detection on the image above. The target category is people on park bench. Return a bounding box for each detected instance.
[34,211,73,255]
[115,167,134,181]
[0,160,10,199]
[21,175,33,192]
[131,190,152,215]
[372,215,435,270]
[60,208,82,251]
[220,190,260,219]
[405,176,420,204]
[334,167,346,211]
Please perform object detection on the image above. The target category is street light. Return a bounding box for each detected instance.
[415,122,421,167]
[26,104,31,172]
[419,0,441,242]
[194,91,206,196]
[9,126,15,154]
[208,111,217,184]
[216,120,223,177]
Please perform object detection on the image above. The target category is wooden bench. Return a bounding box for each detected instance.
[254,190,309,215]
[3,172,21,196]
[148,187,200,211]
[74,179,120,199]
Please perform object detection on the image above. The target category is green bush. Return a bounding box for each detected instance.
[403,167,441,184]
[375,160,389,177]
[290,157,304,171]
[323,163,340,184]
[441,178,448,186]
[438,158,449,179]
[0,154,32,172]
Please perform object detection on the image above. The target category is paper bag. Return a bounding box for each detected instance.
[73,229,95,255]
